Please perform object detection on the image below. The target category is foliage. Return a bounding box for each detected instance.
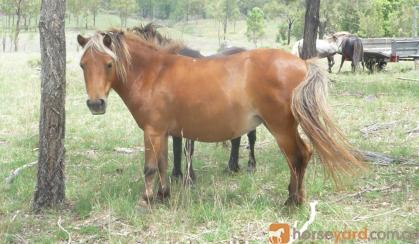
[358,0,386,37]
[336,0,361,34]
[245,7,265,47]
[111,0,137,27]
[1,0,417,41]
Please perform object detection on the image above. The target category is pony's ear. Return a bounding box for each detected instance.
[77,34,88,47]
[103,34,112,48]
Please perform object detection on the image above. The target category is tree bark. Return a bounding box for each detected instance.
[319,13,328,39]
[14,0,23,52]
[2,36,6,52]
[301,0,320,60]
[33,0,66,211]
[223,0,230,41]
[287,18,294,45]
[318,21,326,39]
[93,11,96,27]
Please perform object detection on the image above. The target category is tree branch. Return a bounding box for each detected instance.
[5,161,37,184]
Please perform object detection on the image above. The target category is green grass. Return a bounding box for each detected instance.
[0,19,418,243]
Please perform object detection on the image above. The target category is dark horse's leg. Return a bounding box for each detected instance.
[183,139,196,184]
[227,129,257,173]
[327,56,335,73]
[227,137,241,172]
[247,130,257,172]
[338,55,345,73]
[171,136,183,179]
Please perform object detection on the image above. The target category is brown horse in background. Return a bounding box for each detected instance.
[130,23,256,183]
[77,30,362,206]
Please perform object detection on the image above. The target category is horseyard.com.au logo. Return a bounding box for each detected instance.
[268,223,418,243]
[268,223,290,244]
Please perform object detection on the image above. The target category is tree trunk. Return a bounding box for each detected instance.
[93,11,96,27]
[318,18,327,39]
[23,16,27,31]
[301,0,320,60]
[33,0,66,211]
[14,1,22,52]
[186,0,190,22]
[287,18,293,45]
[2,36,6,52]
[223,0,229,41]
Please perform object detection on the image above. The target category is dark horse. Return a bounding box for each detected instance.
[131,23,257,183]
[338,35,365,73]
[77,30,363,206]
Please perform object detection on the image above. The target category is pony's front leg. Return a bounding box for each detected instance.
[327,56,335,73]
[141,128,169,205]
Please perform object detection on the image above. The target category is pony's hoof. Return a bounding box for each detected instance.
[247,163,256,173]
[157,187,170,201]
[138,198,152,209]
[141,192,154,205]
[225,164,240,173]
[171,172,183,182]
[284,196,304,206]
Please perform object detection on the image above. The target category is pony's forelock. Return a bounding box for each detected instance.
[82,34,117,60]
[82,32,131,83]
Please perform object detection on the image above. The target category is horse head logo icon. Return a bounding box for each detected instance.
[269,223,290,244]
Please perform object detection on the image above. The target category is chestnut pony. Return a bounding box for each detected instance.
[77,30,362,205]
[130,23,256,182]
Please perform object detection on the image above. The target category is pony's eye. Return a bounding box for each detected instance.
[107,63,113,69]
[80,63,85,69]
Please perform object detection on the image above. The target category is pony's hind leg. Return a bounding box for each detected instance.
[277,126,311,205]
[262,113,312,205]
[247,130,257,173]
[227,137,241,172]
[171,136,183,180]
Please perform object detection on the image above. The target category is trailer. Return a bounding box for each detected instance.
[362,38,419,72]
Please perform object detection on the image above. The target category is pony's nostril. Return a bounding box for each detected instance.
[86,99,93,107]
[98,99,105,106]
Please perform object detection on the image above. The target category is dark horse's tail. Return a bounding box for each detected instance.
[291,61,364,182]
[353,38,364,71]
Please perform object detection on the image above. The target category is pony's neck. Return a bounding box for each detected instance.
[111,38,163,105]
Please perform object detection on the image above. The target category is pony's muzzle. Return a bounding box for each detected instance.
[86,99,106,115]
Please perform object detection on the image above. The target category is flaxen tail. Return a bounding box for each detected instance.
[291,61,364,182]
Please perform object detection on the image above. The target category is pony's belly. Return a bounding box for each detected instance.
[170,114,262,142]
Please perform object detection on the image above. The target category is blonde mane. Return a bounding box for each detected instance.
[82,29,184,83]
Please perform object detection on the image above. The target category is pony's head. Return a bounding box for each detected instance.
[77,31,131,115]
